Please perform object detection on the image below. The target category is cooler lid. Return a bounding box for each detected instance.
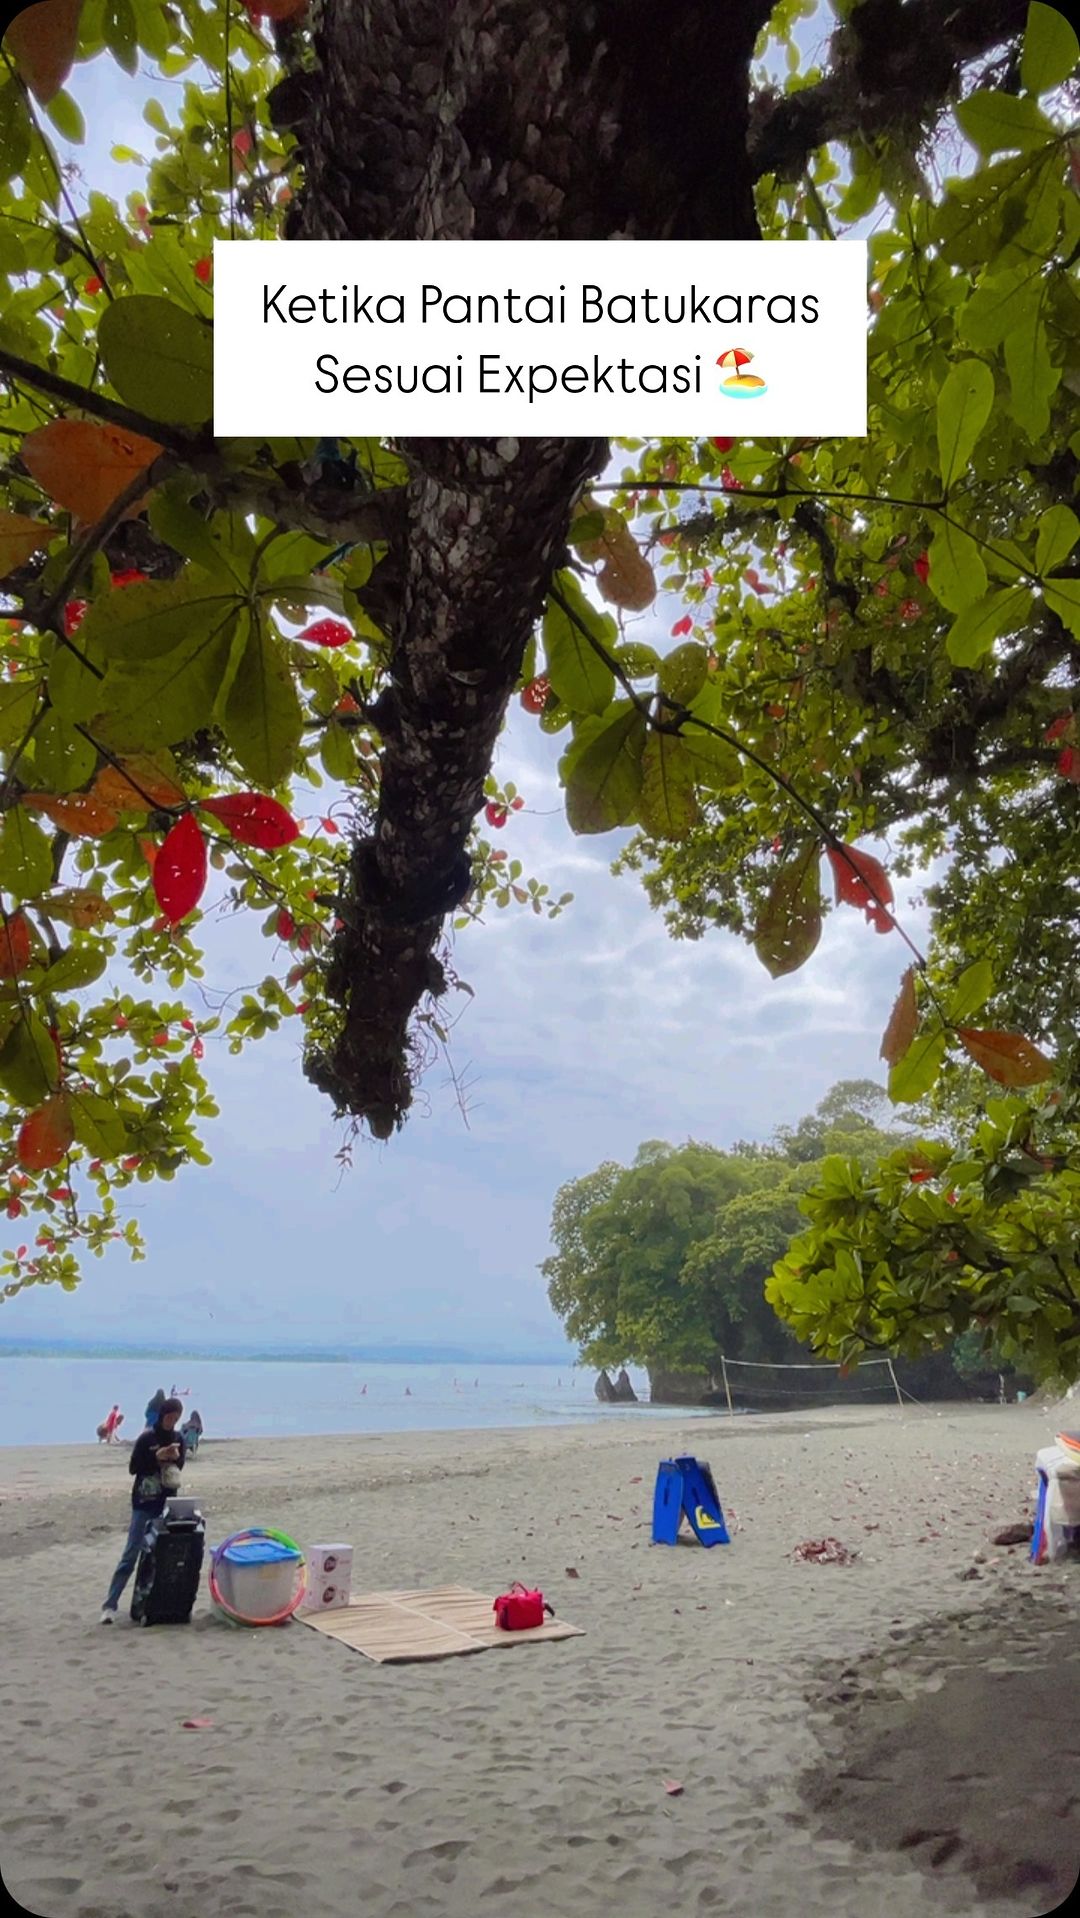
[221,1538,302,1565]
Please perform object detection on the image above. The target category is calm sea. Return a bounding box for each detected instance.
[0,1356,705,1448]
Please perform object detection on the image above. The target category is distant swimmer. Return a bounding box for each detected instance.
[360,1384,367,1395]
[404,1386,412,1397]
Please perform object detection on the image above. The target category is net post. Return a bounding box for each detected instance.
[721,1354,734,1419]
[887,1356,904,1411]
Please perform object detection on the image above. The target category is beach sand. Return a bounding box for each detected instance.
[1,1402,1077,1918]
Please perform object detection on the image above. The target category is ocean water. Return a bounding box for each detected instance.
[0,1356,707,1448]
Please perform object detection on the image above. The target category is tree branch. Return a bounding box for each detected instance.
[749,0,1031,183]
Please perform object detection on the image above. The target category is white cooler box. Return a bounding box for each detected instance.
[300,1542,353,1612]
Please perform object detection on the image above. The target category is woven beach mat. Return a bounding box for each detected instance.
[296,1583,584,1665]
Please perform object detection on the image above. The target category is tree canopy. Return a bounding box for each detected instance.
[1,1,1079,1374]
[542,1079,913,1381]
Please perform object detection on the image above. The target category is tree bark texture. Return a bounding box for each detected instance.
[296,0,771,1130]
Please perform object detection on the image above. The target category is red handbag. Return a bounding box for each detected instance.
[493,1582,554,1631]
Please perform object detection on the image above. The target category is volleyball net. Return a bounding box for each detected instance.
[718,1354,903,1413]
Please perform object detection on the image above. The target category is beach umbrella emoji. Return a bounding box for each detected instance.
[718,348,767,397]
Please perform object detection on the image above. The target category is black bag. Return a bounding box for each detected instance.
[131,1511,205,1625]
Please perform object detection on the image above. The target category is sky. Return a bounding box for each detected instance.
[0,2,931,1358]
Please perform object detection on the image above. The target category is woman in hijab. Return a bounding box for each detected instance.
[144,1387,166,1428]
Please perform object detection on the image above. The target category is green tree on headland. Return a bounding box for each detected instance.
[1,3,1078,1382]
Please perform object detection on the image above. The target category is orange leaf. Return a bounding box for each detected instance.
[825,844,894,932]
[16,1093,74,1172]
[880,966,918,1067]
[0,512,49,578]
[0,911,34,979]
[92,756,185,814]
[21,791,121,838]
[4,0,84,104]
[956,1028,1054,1089]
[44,888,115,931]
[21,420,163,525]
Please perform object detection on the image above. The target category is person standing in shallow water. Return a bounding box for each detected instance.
[100,1396,185,1622]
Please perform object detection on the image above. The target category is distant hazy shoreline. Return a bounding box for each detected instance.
[0,1342,575,1366]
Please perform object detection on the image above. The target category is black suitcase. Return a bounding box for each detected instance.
[131,1512,205,1625]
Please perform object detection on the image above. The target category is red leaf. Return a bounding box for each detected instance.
[64,600,87,635]
[671,614,693,637]
[663,1780,684,1796]
[85,276,103,296]
[1057,745,1080,782]
[5,0,84,104]
[913,552,930,584]
[711,437,735,451]
[826,845,894,930]
[298,619,353,648]
[17,1095,74,1172]
[1045,713,1073,744]
[194,258,212,285]
[153,815,208,924]
[201,793,299,849]
[0,912,33,980]
[276,909,295,940]
[485,802,508,828]
[720,466,743,490]
[520,676,550,715]
[320,816,339,835]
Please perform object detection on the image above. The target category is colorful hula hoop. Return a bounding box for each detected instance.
[209,1526,307,1626]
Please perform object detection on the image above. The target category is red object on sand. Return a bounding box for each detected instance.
[493,1584,553,1630]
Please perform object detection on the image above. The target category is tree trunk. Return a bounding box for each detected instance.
[295,0,770,1131]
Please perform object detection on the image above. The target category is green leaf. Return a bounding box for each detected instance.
[103,0,140,76]
[320,718,357,781]
[927,520,987,614]
[40,946,108,993]
[888,1027,948,1105]
[0,680,42,751]
[680,680,742,789]
[1021,2,1079,93]
[0,810,54,900]
[97,295,213,426]
[81,575,241,665]
[0,80,32,185]
[31,711,97,793]
[0,1013,60,1104]
[946,958,995,1023]
[563,703,647,834]
[658,642,709,706]
[97,611,242,751]
[953,89,1055,156]
[613,642,660,678]
[1043,577,1080,640]
[148,489,247,585]
[567,510,607,546]
[639,732,699,839]
[959,265,1041,350]
[1035,504,1079,576]
[1004,288,1059,436]
[543,573,616,716]
[946,585,1032,667]
[937,359,995,490]
[754,840,823,978]
[69,1088,128,1159]
[223,613,303,788]
[44,90,85,145]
